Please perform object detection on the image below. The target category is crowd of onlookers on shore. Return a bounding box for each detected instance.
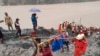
[57,20,100,37]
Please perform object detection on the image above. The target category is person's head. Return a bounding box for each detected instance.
[43,42,50,48]
[75,34,85,40]
[81,34,85,38]
[16,18,19,21]
[5,12,8,16]
[39,41,50,50]
[32,13,37,17]
[66,21,67,22]
[61,29,66,34]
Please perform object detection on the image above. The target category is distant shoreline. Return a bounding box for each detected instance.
[0,0,100,6]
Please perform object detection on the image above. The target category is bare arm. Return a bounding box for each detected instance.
[36,45,43,56]
[5,17,7,24]
[0,20,4,23]
[36,16,38,19]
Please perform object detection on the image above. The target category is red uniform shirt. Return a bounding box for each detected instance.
[72,38,87,56]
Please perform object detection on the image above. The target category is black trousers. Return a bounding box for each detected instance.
[16,29,21,37]
[0,30,3,39]
[0,30,4,43]
[33,23,37,31]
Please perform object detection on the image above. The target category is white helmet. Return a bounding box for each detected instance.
[76,34,84,40]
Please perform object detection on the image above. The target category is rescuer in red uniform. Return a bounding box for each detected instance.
[72,34,87,56]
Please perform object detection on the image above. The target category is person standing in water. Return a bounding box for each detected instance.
[4,12,13,31]
[72,34,87,56]
[31,13,38,32]
[14,18,21,37]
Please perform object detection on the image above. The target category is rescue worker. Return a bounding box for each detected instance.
[72,34,87,56]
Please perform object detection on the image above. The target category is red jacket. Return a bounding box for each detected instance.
[42,48,53,56]
[72,38,87,56]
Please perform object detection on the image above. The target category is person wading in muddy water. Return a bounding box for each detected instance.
[60,30,69,52]
[31,13,38,32]
[14,18,21,38]
[4,12,13,31]
[72,34,87,56]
